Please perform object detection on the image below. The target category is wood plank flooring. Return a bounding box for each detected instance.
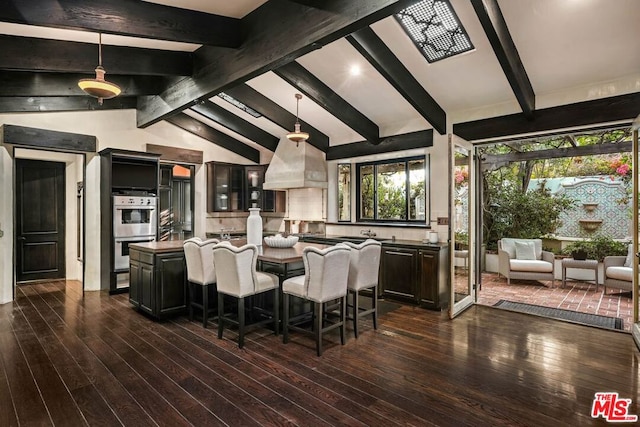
[1,280,639,426]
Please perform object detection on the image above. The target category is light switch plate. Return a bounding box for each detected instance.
[437,217,449,225]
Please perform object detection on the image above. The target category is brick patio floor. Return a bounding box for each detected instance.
[457,269,635,331]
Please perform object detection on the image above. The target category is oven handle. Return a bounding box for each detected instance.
[114,207,157,210]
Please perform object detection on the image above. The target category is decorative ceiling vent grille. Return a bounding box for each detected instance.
[395,0,473,63]
[217,92,262,118]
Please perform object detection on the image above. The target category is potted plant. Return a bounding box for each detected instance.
[454,230,469,250]
[563,240,591,260]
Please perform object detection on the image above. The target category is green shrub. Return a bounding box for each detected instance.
[562,235,628,261]
[485,183,575,251]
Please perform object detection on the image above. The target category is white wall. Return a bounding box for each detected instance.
[0,109,249,300]
[0,147,12,303]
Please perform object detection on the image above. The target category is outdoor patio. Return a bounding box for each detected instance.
[472,271,633,332]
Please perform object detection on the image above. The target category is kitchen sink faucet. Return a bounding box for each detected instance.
[360,229,376,238]
[220,227,234,240]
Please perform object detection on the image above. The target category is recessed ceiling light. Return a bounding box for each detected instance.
[349,64,362,76]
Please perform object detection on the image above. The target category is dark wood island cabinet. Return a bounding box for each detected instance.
[129,241,187,319]
[300,236,450,310]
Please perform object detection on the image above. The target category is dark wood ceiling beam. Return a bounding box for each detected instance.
[223,84,329,152]
[347,27,446,135]
[0,35,192,76]
[0,0,241,47]
[274,61,380,144]
[137,0,416,128]
[0,96,137,113]
[165,113,260,163]
[1,124,96,152]
[454,92,640,141]
[0,71,165,97]
[191,100,279,151]
[326,129,433,160]
[470,0,535,118]
[483,141,632,166]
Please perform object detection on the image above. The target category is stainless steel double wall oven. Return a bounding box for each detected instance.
[113,194,157,270]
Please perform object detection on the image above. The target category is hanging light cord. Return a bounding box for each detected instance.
[295,93,302,125]
[98,33,103,67]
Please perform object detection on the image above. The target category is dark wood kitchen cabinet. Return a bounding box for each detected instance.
[129,242,187,319]
[206,162,245,212]
[418,247,449,310]
[207,161,285,213]
[99,148,160,294]
[381,246,419,302]
[380,242,449,309]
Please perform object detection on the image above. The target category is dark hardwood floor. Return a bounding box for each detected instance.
[1,280,639,426]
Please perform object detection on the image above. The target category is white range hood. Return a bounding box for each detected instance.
[263,137,328,190]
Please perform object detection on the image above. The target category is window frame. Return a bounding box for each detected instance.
[337,163,351,222]
[355,155,428,224]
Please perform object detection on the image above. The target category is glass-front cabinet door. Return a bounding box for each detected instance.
[246,166,264,210]
[206,162,245,212]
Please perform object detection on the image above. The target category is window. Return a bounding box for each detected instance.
[356,156,427,222]
[338,164,351,221]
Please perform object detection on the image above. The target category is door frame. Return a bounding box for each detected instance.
[10,146,88,299]
[449,134,476,318]
[631,115,640,349]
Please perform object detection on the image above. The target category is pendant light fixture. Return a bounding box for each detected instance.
[78,33,121,105]
[286,93,309,147]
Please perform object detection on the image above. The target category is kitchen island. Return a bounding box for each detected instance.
[128,239,330,320]
[128,240,188,319]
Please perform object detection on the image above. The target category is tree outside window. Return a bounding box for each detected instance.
[357,156,427,222]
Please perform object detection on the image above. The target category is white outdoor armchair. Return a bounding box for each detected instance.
[498,238,555,286]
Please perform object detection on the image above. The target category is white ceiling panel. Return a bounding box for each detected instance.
[207,95,289,139]
[184,108,272,157]
[247,71,365,145]
[144,0,267,18]
[296,37,431,137]
[371,2,517,117]
[0,21,201,51]
[499,0,640,96]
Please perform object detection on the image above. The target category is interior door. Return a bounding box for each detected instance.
[631,115,640,349]
[449,134,476,318]
[16,159,66,282]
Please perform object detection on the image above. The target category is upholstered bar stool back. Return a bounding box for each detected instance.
[183,237,219,327]
[212,242,279,348]
[342,239,382,337]
[282,245,350,356]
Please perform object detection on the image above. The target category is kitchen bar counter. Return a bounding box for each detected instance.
[127,239,331,320]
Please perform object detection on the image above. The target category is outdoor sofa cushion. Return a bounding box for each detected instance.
[606,266,633,282]
[510,259,554,273]
[515,241,536,260]
[624,243,633,267]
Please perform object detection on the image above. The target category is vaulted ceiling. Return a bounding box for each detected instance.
[0,0,638,162]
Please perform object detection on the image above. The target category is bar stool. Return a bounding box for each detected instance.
[183,237,219,327]
[341,239,382,338]
[282,245,350,356]
[212,242,279,349]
